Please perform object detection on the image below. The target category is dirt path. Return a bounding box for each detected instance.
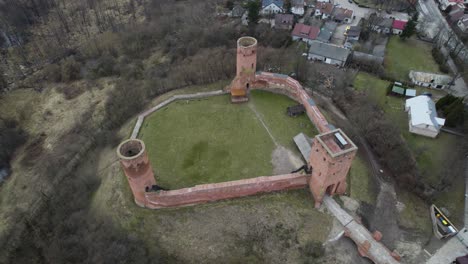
[248,103,304,174]
[248,103,278,146]
[271,146,304,174]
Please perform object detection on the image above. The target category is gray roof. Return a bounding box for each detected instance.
[262,0,284,8]
[346,26,361,37]
[293,133,313,161]
[378,18,394,29]
[309,42,350,62]
[317,22,337,42]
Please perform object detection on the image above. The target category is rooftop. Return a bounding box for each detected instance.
[315,129,357,158]
[262,0,284,8]
[405,95,445,128]
[292,23,320,40]
[392,20,407,30]
[409,70,452,85]
[308,41,350,62]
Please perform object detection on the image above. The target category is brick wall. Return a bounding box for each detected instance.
[144,174,309,209]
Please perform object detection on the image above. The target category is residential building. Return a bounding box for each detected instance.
[275,14,294,30]
[392,20,407,35]
[405,95,445,138]
[316,21,337,43]
[448,4,465,25]
[458,14,468,32]
[440,0,464,11]
[409,71,452,89]
[332,7,354,23]
[308,42,350,67]
[344,26,361,49]
[292,23,320,44]
[291,0,305,16]
[261,0,284,14]
[345,26,361,41]
[315,2,334,19]
[372,18,393,34]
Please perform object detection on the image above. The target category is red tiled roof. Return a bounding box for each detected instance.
[316,2,334,15]
[392,20,407,30]
[292,23,320,40]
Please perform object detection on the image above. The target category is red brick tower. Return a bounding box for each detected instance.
[117,139,156,207]
[309,129,358,208]
[230,36,257,103]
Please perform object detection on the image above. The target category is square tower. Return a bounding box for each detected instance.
[308,129,357,208]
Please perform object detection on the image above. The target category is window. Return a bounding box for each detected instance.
[252,63,254,69]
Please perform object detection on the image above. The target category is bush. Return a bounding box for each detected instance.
[42,63,62,82]
[61,56,81,82]
[0,119,27,169]
[87,55,117,79]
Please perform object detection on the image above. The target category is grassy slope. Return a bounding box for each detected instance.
[353,72,463,228]
[385,37,441,81]
[139,90,316,189]
[348,155,377,205]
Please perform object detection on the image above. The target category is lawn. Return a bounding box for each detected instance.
[385,36,441,81]
[354,72,464,226]
[138,90,316,189]
[354,73,456,186]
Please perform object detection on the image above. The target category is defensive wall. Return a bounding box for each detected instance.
[145,174,308,209]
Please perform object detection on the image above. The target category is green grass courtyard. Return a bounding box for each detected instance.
[385,36,441,81]
[138,90,317,189]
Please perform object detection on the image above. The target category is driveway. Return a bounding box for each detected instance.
[332,0,373,46]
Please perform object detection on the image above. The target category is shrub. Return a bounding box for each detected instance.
[43,63,62,82]
[61,56,81,82]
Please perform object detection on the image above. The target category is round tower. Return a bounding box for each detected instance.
[236,36,257,78]
[230,36,257,103]
[117,139,156,207]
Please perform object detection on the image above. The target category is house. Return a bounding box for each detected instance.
[345,26,361,41]
[316,21,337,43]
[315,2,334,19]
[344,26,361,49]
[392,20,407,35]
[261,0,284,14]
[332,7,354,24]
[230,5,246,18]
[409,71,452,89]
[458,14,468,32]
[292,23,320,44]
[448,4,465,25]
[373,18,393,34]
[291,0,305,16]
[440,0,464,11]
[405,95,445,138]
[275,14,294,30]
[308,42,350,67]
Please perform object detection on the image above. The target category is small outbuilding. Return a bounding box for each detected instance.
[409,71,452,89]
[287,104,306,117]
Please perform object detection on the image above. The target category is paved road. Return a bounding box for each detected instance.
[418,0,468,63]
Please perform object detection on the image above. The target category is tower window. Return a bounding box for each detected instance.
[252,63,254,69]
